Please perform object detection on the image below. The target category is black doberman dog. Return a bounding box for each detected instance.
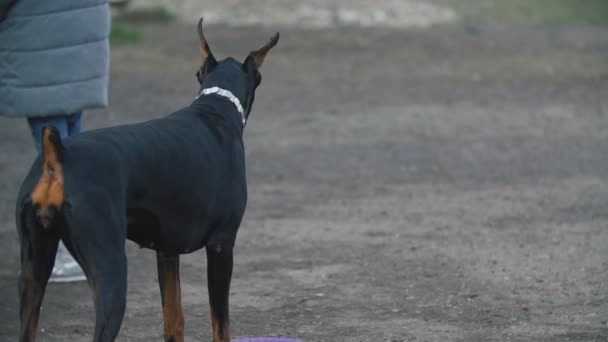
[15,18,278,342]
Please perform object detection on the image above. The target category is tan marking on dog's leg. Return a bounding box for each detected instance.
[210,308,230,342]
[158,253,184,342]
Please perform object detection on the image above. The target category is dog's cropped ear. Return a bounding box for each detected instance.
[198,17,217,66]
[244,32,280,69]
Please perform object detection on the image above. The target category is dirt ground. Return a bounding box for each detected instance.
[1,18,608,342]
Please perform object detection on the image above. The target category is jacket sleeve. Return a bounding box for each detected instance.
[0,0,17,22]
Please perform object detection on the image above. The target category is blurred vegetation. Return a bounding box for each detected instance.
[118,5,176,23]
[110,5,176,45]
[110,22,141,45]
[447,0,608,26]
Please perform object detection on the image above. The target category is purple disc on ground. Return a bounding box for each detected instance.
[232,338,300,342]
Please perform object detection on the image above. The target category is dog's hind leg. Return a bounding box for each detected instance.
[156,252,184,342]
[17,202,60,342]
[206,243,233,342]
[64,192,127,342]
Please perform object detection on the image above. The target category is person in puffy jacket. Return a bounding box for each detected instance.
[0,0,111,282]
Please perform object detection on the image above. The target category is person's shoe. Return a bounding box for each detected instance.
[49,260,87,283]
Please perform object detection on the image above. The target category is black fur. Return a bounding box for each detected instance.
[15,27,277,340]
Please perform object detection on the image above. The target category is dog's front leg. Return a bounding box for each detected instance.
[156,252,184,342]
[18,207,59,342]
[206,244,233,342]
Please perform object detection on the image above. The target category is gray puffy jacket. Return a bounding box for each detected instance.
[0,0,110,117]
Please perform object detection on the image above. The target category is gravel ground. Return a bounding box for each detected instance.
[0,15,607,342]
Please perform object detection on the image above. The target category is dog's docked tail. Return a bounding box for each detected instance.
[30,126,66,229]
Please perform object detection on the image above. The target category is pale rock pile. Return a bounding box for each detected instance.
[127,0,457,29]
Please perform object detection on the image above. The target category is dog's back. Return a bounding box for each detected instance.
[19,103,247,254]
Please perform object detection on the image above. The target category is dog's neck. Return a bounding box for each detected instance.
[193,62,253,130]
[195,87,246,126]
[194,87,247,127]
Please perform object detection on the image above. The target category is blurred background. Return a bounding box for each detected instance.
[1,0,607,340]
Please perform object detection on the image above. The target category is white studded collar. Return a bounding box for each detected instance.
[195,86,246,126]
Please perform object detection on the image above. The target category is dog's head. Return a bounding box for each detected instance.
[195,18,279,125]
